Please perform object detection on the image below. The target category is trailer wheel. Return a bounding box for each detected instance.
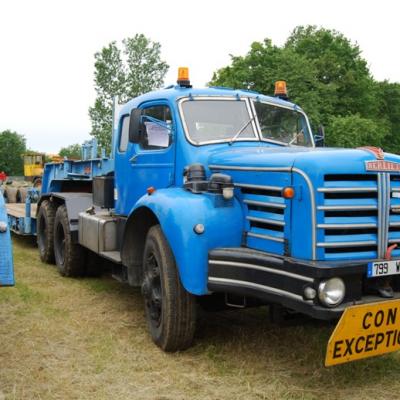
[4,187,17,203]
[53,204,86,276]
[16,187,28,203]
[37,200,56,263]
[142,225,196,351]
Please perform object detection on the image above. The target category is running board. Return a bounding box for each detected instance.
[99,251,122,264]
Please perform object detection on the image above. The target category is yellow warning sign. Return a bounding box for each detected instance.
[326,299,400,366]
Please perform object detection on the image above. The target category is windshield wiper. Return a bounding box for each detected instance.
[229,116,255,145]
[288,129,304,146]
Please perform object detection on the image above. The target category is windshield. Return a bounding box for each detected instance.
[253,101,312,146]
[181,99,256,144]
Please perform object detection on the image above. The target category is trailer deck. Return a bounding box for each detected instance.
[6,203,37,218]
[6,203,37,235]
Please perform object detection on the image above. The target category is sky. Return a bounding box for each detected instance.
[1,0,399,153]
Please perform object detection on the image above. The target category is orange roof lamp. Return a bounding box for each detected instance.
[177,67,192,88]
[274,80,288,100]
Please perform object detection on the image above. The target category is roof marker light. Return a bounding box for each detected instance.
[177,67,192,88]
[274,80,288,100]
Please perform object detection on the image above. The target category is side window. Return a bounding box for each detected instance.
[140,105,172,150]
[119,116,129,152]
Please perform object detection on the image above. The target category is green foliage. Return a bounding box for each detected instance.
[89,34,169,153]
[210,25,398,153]
[325,115,389,148]
[59,143,82,159]
[0,130,26,175]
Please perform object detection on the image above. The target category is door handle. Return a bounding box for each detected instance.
[129,155,138,164]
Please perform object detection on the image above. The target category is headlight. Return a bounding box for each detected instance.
[318,277,345,307]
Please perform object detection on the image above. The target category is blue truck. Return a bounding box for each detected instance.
[34,69,400,365]
[0,191,14,287]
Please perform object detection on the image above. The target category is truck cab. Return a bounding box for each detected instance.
[36,69,400,360]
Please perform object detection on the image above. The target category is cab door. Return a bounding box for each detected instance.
[114,101,175,215]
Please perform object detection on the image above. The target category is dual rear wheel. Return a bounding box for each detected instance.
[37,202,85,276]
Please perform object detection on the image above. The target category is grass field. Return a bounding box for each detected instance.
[1,237,400,399]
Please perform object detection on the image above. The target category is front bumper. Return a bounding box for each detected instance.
[207,247,400,320]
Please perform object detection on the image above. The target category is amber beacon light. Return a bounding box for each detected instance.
[274,80,288,100]
[177,67,191,88]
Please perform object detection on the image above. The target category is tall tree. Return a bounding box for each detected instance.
[89,34,169,152]
[285,26,377,119]
[0,130,26,175]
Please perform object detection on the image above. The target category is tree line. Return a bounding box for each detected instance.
[210,26,400,152]
[2,25,399,175]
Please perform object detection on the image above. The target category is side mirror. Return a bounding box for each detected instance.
[129,108,144,143]
[314,125,325,147]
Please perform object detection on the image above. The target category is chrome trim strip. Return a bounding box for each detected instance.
[317,187,377,193]
[209,260,313,283]
[392,187,400,192]
[292,167,316,259]
[317,240,376,248]
[390,222,400,227]
[209,165,316,259]
[243,199,286,209]
[317,223,377,229]
[235,183,283,191]
[247,231,285,243]
[246,216,285,226]
[377,173,383,258]
[383,174,391,255]
[389,238,400,244]
[208,276,309,302]
[209,165,292,172]
[317,205,378,211]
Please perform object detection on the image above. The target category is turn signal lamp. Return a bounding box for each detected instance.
[274,80,288,100]
[177,67,192,88]
[147,186,156,195]
[282,186,295,199]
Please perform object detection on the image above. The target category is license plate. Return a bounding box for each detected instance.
[367,260,400,278]
[325,300,400,366]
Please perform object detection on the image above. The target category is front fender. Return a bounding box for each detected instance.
[132,188,243,295]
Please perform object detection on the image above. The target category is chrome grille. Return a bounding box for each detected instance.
[317,174,379,260]
[236,183,286,254]
[317,173,400,261]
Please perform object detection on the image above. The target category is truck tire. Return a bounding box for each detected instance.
[142,225,196,351]
[17,187,28,203]
[5,187,17,203]
[53,204,86,277]
[37,200,56,263]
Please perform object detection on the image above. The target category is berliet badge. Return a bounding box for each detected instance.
[365,160,400,172]
[357,146,400,172]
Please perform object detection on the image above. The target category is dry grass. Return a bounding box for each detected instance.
[1,237,400,399]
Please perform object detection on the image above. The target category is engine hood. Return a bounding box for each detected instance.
[207,145,400,176]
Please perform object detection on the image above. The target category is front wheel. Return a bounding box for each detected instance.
[142,225,197,351]
[53,204,86,277]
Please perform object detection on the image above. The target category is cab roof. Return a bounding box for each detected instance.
[120,85,302,116]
